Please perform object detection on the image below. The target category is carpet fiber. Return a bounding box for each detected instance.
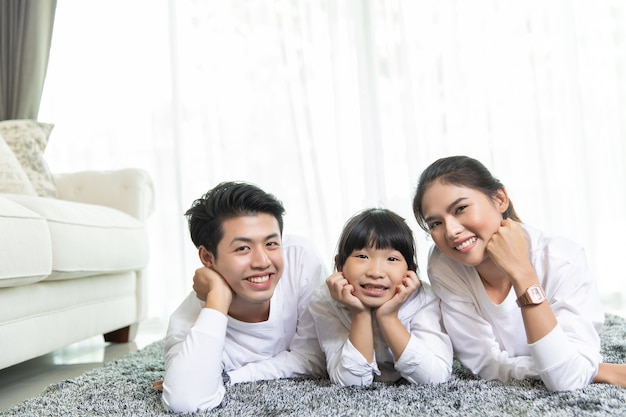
[3,314,626,417]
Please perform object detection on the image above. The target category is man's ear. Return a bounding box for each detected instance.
[198,246,215,268]
[494,188,510,216]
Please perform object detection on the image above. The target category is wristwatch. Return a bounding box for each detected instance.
[516,284,546,307]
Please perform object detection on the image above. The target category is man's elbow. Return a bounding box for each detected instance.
[162,384,224,413]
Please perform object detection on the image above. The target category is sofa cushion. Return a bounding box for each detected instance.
[0,135,38,196]
[0,119,56,197]
[0,197,52,287]
[2,195,149,280]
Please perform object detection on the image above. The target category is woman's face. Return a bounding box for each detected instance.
[420,180,508,268]
[340,245,409,308]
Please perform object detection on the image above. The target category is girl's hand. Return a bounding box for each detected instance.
[486,219,535,283]
[326,272,368,313]
[377,270,420,319]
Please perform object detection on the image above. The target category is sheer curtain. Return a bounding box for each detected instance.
[39,0,626,319]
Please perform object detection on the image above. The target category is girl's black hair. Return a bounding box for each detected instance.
[335,208,418,272]
[412,155,521,232]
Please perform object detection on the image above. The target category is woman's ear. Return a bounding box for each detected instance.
[198,246,215,267]
[494,188,510,216]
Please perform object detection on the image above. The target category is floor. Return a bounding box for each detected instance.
[0,317,169,412]
[2,307,625,412]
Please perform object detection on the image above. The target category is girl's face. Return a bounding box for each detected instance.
[420,180,508,268]
[340,246,409,308]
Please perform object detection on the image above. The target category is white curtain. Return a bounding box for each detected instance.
[40,0,626,319]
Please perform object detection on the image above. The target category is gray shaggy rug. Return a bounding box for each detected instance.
[3,314,626,417]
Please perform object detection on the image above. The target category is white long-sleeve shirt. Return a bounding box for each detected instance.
[309,280,453,386]
[428,223,604,391]
[162,234,328,413]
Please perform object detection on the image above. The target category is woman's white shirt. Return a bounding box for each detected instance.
[428,223,604,391]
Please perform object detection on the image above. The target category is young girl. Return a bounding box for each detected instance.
[309,208,452,386]
[412,155,626,391]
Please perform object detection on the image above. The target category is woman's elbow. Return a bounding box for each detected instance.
[540,358,597,392]
[542,374,592,392]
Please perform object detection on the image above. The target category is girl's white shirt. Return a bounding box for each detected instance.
[309,279,453,386]
[428,223,604,391]
[161,234,328,413]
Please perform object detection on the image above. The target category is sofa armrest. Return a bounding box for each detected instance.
[53,168,155,221]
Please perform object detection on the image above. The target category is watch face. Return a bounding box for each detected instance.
[528,286,544,303]
[516,285,546,307]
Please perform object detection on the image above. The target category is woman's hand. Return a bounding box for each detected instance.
[326,271,369,313]
[486,219,535,285]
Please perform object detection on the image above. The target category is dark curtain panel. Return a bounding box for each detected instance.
[0,0,57,121]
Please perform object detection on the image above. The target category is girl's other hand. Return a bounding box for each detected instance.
[377,270,420,318]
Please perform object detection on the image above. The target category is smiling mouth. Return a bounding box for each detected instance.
[455,237,477,251]
[247,275,270,283]
[361,284,388,291]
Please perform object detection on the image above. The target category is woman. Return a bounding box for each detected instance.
[412,155,626,390]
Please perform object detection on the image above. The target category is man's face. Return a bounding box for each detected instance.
[209,214,284,308]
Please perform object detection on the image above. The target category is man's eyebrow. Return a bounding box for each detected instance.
[228,233,280,245]
[423,197,467,224]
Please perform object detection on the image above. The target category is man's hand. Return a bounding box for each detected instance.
[193,267,233,315]
[377,270,420,319]
[326,272,369,313]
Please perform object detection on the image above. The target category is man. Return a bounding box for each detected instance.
[158,181,327,413]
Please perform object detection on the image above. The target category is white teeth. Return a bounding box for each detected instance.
[363,285,386,290]
[455,237,476,251]
[248,275,270,283]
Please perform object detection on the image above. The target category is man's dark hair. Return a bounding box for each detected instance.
[185,181,285,258]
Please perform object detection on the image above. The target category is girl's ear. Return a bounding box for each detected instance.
[494,188,510,216]
[334,255,342,272]
[198,246,215,267]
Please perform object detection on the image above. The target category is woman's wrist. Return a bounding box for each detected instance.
[508,266,540,293]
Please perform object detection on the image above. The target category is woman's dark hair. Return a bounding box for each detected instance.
[412,155,520,232]
[185,181,285,258]
[335,208,418,273]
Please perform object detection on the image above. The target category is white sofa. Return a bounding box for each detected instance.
[0,168,154,370]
